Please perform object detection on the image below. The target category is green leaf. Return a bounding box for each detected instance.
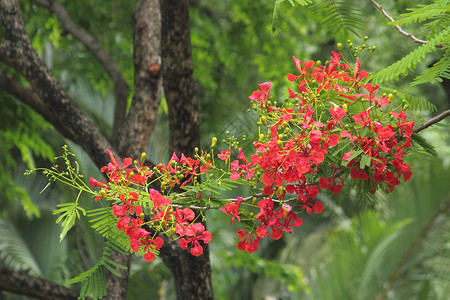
[341,149,363,167]
[359,154,372,169]
[371,29,449,84]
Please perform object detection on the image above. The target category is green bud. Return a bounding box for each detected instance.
[337,42,343,51]
[128,171,134,180]
[278,133,284,139]
[315,60,321,67]
[140,152,146,163]
[388,93,394,102]
[211,137,218,148]
[226,130,230,135]
[260,115,267,126]
[403,104,409,111]
[140,213,145,220]
[343,104,348,111]
[259,134,265,142]
[194,147,199,153]
[348,43,353,48]
[364,36,368,41]
[252,197,257,205]
[371,46,376,51]
[277,140,283,149]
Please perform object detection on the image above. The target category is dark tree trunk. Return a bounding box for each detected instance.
[159,1,214,299]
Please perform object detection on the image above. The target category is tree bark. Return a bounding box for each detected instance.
[0,0,160,299]
[159,1,214,299]
[0,268,85,300]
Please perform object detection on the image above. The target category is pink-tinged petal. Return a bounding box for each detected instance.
[292,56,303,73]
[313,201,324,213]
[89,177,105,187]
[179,238,188,250]
[343,151,354,161]
[123,157,132,168]
[270,229,283,240]
[287,73,299,82]
[190,244,204,256]
[230,172,241,181]
[303,60,315,71]
[237,148,246,161]
[106,149,117,167]
[258,81,271,93]
[143,251,156,262]
[202,231,212,244]
[256,226,269,238]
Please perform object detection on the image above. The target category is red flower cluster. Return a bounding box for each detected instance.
[90,150,212,261]
[219,51,414,252]
[87,51,415,260]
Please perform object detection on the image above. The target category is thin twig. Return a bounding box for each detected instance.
[413,109,450,133]
[370,0,445,48]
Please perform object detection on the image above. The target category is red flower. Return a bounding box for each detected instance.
[179,223,212,256]
[220,197,242,224]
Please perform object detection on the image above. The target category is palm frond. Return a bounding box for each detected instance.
[0,218,42,276]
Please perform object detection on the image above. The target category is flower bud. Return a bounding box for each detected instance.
[140,213,145,220]
[140,152,146,163]
[211,137,217,148]
[278,140,283,149]
[260,115,267,126]
[315,60,321,67]
[403,104,409,111]
[337,43,343,51]
[388,93,394,102]
[371,46,376,51]
[343,104,348,111]
[259,134,265,142]
[364,36,368,41]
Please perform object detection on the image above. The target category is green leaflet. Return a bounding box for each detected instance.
[371,29,449,85]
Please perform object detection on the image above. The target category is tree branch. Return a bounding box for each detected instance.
[413,109,450,133]
[370,0,445,48]
[0,0,113,169]
[0,268,85,300]
[0,73,47,117]
[32,0,130,135]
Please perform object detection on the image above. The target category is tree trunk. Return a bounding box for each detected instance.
[159,1,214,299]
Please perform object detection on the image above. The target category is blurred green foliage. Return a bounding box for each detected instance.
[0,0,449,299]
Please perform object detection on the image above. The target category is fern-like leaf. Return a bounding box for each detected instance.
[390,0,450,28]
[314,0,367,36]
[371,29,449,84]
[380,87,437,111]
[413,48,450,85]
